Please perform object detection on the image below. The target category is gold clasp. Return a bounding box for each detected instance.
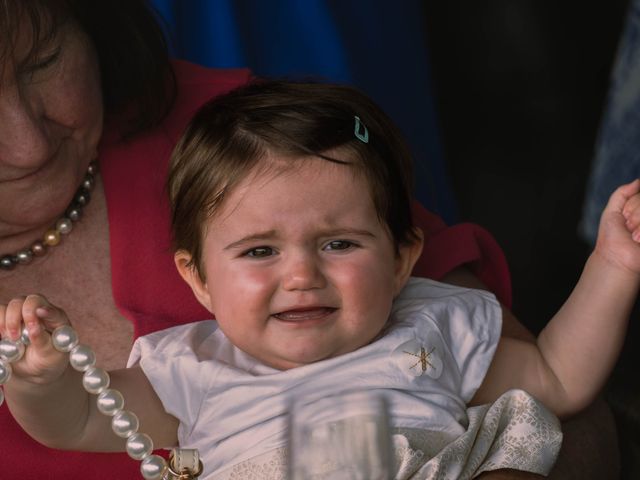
[163,449,204,480]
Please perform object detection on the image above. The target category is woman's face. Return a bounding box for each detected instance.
[0,18,103,242]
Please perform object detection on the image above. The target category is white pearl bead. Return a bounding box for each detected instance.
[97,389,125,416]
[56,218,73,235]
[69,344,96,371]
[19,326,30,346]
[140,454,167,479]
[51,325,79,353]
[82,367,110,394]
[112,410,140,438]
[0,339,25,363]
[0,386,4,407]
[0,359,12,385]
[126,432,154,460]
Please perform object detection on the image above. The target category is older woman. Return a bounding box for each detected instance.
[0,0,617,478]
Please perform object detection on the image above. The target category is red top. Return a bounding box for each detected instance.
[0,60,511,478]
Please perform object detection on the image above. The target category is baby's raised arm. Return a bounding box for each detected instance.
[0,295,178,451]
[475,179,640,418]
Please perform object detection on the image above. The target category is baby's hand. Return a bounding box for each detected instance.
[596,179,640,274]
[0,295,70,385]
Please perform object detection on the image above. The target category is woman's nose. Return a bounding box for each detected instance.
[282,253,327,291]
[0,86,51,168]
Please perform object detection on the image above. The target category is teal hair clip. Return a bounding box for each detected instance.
[354,116,369,143]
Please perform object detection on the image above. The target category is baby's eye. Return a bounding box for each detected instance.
[244,246,275,258]
[324,240,356,251]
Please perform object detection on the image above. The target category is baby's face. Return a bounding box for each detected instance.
[180,155,417,370]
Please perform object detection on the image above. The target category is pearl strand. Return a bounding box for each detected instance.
[0,162,98,270]
[0,327,168,479]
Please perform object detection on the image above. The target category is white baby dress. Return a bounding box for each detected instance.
[128,278,561,479]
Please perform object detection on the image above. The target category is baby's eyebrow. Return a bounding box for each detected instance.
[223,231,278,250]
[223,228,377,250]
[319,228,377,239]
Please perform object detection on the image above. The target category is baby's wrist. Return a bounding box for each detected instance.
[6,361,75,396]
[588,249,640,286]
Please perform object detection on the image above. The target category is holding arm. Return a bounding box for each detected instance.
[0,295,178,451]
[475,179,640,418]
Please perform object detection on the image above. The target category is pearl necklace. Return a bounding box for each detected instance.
[0,325,201,479]
[0,162,98,271]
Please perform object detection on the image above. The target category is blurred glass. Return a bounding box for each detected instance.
[287,391,394,479]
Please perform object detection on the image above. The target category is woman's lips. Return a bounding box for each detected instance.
[272,307,336,322]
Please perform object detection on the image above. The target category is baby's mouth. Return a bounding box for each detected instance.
[272,307,336,321]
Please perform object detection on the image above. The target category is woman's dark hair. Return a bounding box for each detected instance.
[168,80,419,276]
[0,0,176,136]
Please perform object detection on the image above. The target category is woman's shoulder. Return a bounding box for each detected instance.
[158,59,253,142]
[171,58,252,90]
[170,59,252,115]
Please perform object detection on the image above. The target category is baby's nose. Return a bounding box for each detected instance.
[281,254,326,291]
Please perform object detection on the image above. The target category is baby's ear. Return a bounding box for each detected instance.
[174,250,213,312]
[393,227,424,296]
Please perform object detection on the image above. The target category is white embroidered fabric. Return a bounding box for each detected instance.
[218,389,561,479]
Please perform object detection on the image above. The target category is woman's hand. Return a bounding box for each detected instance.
[0,295,71,385]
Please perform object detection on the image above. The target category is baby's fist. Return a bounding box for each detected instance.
[622,182,640,242]
[0,295,71,385]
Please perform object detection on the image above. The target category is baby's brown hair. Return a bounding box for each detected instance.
[168,80,418,277]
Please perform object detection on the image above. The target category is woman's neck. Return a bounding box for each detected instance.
[0,163,98,272]
[0,224,52,261]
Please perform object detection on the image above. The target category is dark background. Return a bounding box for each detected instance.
[424,2,639,476]
[424,1,629,333]
[155,0,631,335]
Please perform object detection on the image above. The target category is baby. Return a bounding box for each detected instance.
[2,80,640,479]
